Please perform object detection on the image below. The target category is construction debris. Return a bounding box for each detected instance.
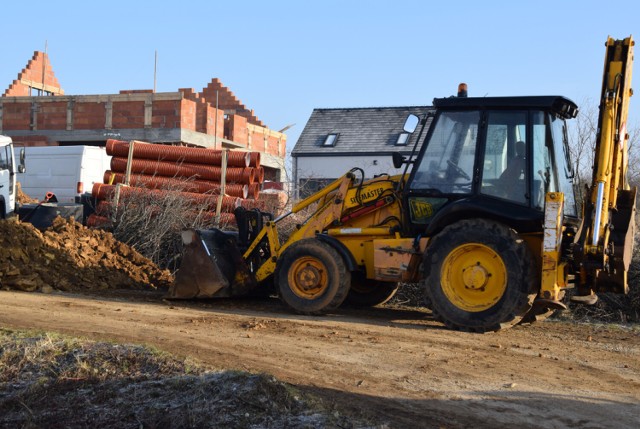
[0,217,171,293]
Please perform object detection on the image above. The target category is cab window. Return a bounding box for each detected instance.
[531,111,557,210]
[480,111,528,204]
[410,110,479,194]
[0,146,11,170]
[550,113,577,217]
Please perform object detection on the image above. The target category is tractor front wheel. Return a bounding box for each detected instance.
[275,239,350,314]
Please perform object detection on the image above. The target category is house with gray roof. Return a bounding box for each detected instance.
[291,106,434,197]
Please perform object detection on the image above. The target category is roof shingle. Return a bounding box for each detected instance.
[292,106,434,156]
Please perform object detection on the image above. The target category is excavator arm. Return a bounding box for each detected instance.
[574,36,637,299]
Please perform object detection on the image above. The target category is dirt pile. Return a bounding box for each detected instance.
[15,182,38,204]
[0,217,172,293]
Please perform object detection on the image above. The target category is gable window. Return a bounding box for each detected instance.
[396,132,410,146]
[323,133,338,147]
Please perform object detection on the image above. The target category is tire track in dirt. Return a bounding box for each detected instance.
[1,290,638,428]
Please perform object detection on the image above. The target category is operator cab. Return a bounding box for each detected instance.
[403,96,578,235]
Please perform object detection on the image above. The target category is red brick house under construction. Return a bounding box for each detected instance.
[1,51,287,180]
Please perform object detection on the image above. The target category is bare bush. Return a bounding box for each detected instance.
[557,212,640,324]
[101,177,235,272]
[563,99,640,323]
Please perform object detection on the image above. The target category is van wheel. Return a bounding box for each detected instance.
[275,239,350,314]
[424,219,536,332]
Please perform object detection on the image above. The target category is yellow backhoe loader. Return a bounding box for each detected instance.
[169,36,636,332]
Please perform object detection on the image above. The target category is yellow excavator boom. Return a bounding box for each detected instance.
[576,36,636,297]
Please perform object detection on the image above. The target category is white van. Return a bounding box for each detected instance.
[17,146,111,204]
[0,135,25,218]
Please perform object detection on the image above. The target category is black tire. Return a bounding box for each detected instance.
[424,219,537,332]
[344,272,399,307]
[275,238,351,315]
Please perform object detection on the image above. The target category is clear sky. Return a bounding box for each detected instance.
[2,0,639,153]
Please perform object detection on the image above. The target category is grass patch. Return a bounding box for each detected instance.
[0,329,376,428]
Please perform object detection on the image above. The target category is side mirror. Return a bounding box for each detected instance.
[403,114,419,133]
[19,148,26,173]
[392,152,406,169]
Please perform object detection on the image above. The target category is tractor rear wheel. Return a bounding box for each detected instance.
[424,219,536,332]
[275,239,350,314]
[344,273,399,307]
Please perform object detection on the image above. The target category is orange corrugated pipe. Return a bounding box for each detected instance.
[91,183,241,212]
[249,152,261,168]
[240,198,266,210]
[110,157,255,184]
[106,139,250,167]
[248,183,260,200]
[91,200,236,227]
[255,167,264,184]
[196,211,237,226]
[86,214,111,228]
[103,171,249,199]
[95,200,112,216]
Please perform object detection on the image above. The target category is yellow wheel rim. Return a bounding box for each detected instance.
[440,243,507,312]
[288,256,328,299]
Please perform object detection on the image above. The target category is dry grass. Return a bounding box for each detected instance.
[0,329,376,429]
[100,179,234,273]
[559,225,640,324]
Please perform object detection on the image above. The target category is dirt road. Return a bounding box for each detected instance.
[1,290,638,428]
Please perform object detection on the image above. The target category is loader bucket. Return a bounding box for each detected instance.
[167,228,258,299]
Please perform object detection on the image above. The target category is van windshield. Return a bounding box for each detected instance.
[0,145,12,171]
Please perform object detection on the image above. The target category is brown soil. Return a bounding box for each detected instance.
[0,217,171,292]
[16,182,39,204]
[0,290,638,428]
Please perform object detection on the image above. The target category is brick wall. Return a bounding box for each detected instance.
[1,102,31,130]
[226,114,248,146]
[112,100,145,129]
[10,135,51,147]
[73,102,107,129]
[200,78,265,127]
[3,51,63,97]
[152,99,182,129]
[179,98,196,131]
[38,101,67,130]
[2,52,286,159]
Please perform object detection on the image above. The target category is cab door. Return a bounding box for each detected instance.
[0,144,12,217]
[406,109,480,226]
